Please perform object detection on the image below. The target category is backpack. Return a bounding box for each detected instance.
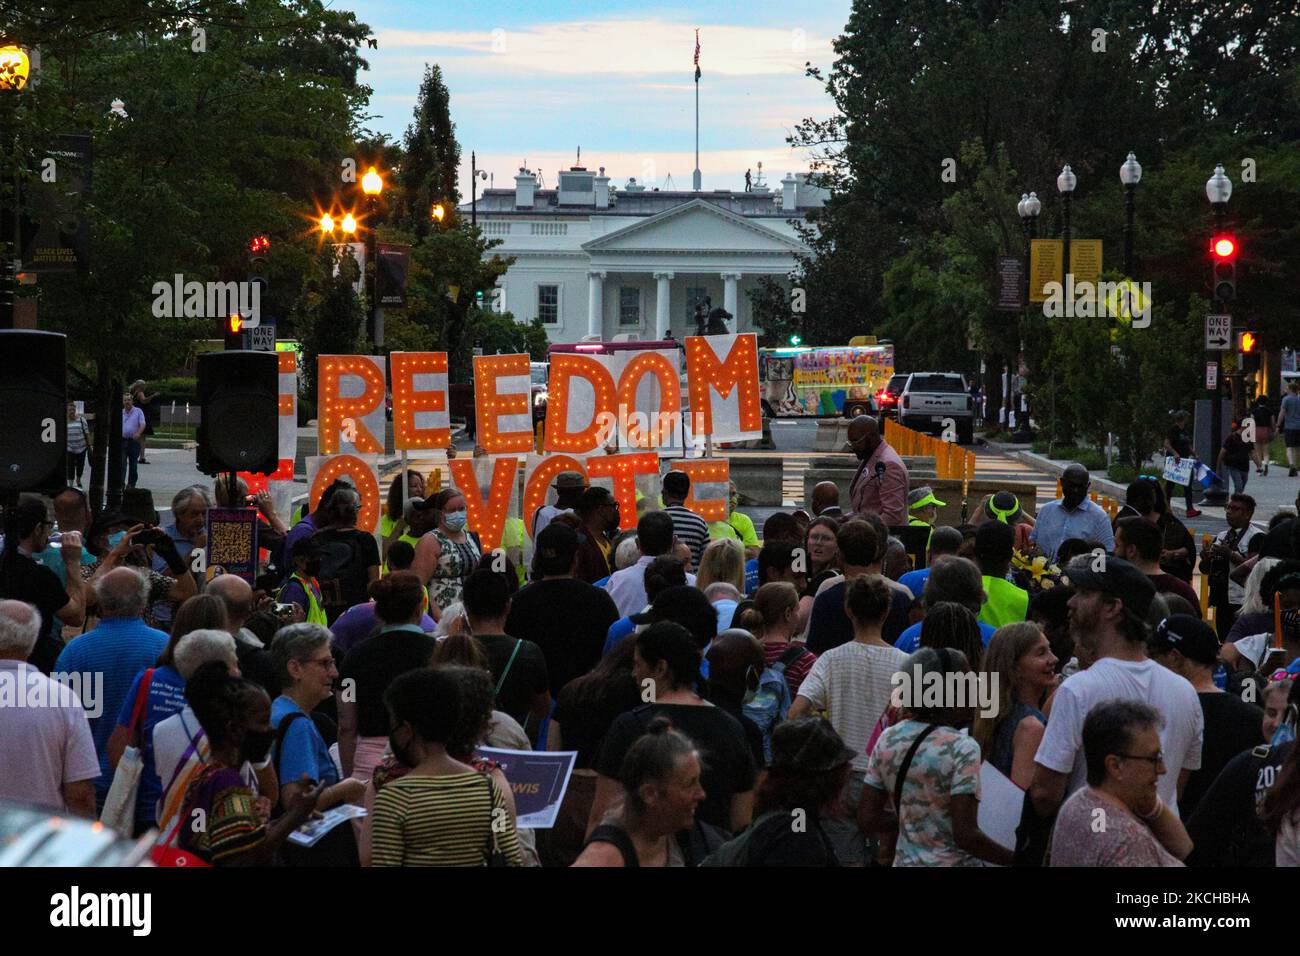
[742,645,805,763]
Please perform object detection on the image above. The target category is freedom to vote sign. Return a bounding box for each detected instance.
[475,747,577,829]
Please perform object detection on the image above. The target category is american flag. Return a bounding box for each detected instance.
[694,29,701,81]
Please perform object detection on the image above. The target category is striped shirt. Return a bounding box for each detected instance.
[761,640,818,700]
[371,771,523,867]
[66,416,90,454]
[664,504,709,568]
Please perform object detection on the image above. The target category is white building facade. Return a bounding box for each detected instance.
[471,166,825,344]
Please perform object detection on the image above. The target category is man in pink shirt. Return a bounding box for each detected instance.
[847,416,909,526]
[0,600,99,816]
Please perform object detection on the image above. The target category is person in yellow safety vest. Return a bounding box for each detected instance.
[906,486,946,551]
[706,482,760,560]
[501,515,527,588]
[278,538,328,626]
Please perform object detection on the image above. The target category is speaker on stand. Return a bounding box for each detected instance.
[196,350,279,477]
[0,330,68,503]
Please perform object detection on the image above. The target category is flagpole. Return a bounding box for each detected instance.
[693,28,701,191]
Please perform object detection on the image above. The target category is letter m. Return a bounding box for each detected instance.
[206,281,239,320]
[684,333,762,435]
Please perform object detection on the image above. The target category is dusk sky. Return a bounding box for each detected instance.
[345,0,851,200]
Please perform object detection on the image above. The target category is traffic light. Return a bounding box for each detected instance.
[247,234,269,312]
[1236,330,1257,354]
[475,289,485,308]
[223,313,244,350]
[1211,233,1237,302]
[789,334,802,346]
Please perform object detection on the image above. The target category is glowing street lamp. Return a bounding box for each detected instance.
[0,44,30,91]
[431,203,446,223]
[318,213,335,233]
[361,166,384,196]
[340,213,357,235]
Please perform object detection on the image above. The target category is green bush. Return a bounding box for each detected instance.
[150,376,198,402]
[1075,449,1107,470]
[1108,463,1138,485]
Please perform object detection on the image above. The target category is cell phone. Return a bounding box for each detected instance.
[273,603,296,616]
[135,528,170,547]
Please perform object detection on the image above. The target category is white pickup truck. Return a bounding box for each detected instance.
[898,372,975,444]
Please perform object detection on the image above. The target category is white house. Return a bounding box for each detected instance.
[468,165,826,343]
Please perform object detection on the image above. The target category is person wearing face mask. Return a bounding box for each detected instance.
[412,489,482,612]
[704,629,769,768]
[1030,463,1116,564]
[846,415,909,526]
[707,483,760,561]
[174,661,323,865]
[277,538,328,626]
[1048,699,1191,866]
[310,489,381,625]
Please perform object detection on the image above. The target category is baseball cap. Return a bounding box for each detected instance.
[1150,614,1221,666]
[1060,555,1157,619]
[907,486,946,511]
[768,717,855,775]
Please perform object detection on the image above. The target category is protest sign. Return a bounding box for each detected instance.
[475,747,577,829]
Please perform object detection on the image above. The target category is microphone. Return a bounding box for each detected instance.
[873,462,886,482]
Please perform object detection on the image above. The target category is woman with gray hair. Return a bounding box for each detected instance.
[270,623,365,815]
[859,645,1014,867]
[1049,699,1190,866]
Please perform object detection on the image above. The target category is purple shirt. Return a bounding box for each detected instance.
[330,601,436,656]
[122,406,145,440]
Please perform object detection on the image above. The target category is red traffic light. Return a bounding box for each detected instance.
[1239,331,1257,353]
[1211,235,1236,259]
[248,235,270,255]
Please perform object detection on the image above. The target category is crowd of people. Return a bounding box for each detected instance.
[4,412,1300,868]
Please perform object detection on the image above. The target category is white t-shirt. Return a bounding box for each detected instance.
[796,641,909,772]
[1213,526,1262,605]
[0,661,101,812]
[1034,656,1203,815]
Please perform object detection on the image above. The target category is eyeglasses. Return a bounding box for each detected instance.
[302,655,336,670]
[1116,750,1164,768]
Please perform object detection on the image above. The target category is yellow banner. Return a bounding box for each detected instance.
[1029,240,1062,302]
[1069,240,1103,287]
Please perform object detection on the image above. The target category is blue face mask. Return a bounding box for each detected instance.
[444,511,468,532]
[1271,714,1297,749]
[108,530,127,548]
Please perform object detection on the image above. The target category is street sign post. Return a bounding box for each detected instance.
[244,325,275,351]
[995,256,1026,312]
[1205,314,1232,351]
[1205,362,1218,390]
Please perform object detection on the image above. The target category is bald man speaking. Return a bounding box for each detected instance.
[846,415,909,526]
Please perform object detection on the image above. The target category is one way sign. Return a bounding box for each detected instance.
[1205,314,1232,351]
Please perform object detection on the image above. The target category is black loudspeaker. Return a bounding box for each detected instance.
[197,350,279,475]
[0,330,67,493]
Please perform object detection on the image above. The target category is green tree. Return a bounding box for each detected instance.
[299,248,365,402]
[399,64,460,238]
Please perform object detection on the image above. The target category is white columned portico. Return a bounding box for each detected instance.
[653,271,675,339]
[587,270,606,338]
[721,271,742,326]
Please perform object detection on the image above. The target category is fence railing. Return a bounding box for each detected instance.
[883,418,975,481]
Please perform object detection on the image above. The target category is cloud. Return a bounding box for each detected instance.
[377,20,832,77]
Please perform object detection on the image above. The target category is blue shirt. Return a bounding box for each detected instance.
[898,568,930,599]
[894,618,997,654]
[1030,498,1115,563]
[114,664,188,827]
[122,406,145,439]
[603,615,638,657]
[271,695,340,788]
[54,616,170,799]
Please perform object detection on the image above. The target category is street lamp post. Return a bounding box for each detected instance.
[1119,152,1142,277]
[1056,164,1076,291]
[0,41,30,331]
[1203,163,1233,507]
[1016,191,1040,434]
[361,167,384,353]
[470,151,488,228]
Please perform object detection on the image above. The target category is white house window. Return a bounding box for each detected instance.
[619,287,641,326]
[537,284,559,324]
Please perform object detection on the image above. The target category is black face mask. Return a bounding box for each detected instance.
[240,727,276,765]
[303,559,323,578]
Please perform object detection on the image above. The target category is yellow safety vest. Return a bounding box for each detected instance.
[281,573,328,626]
